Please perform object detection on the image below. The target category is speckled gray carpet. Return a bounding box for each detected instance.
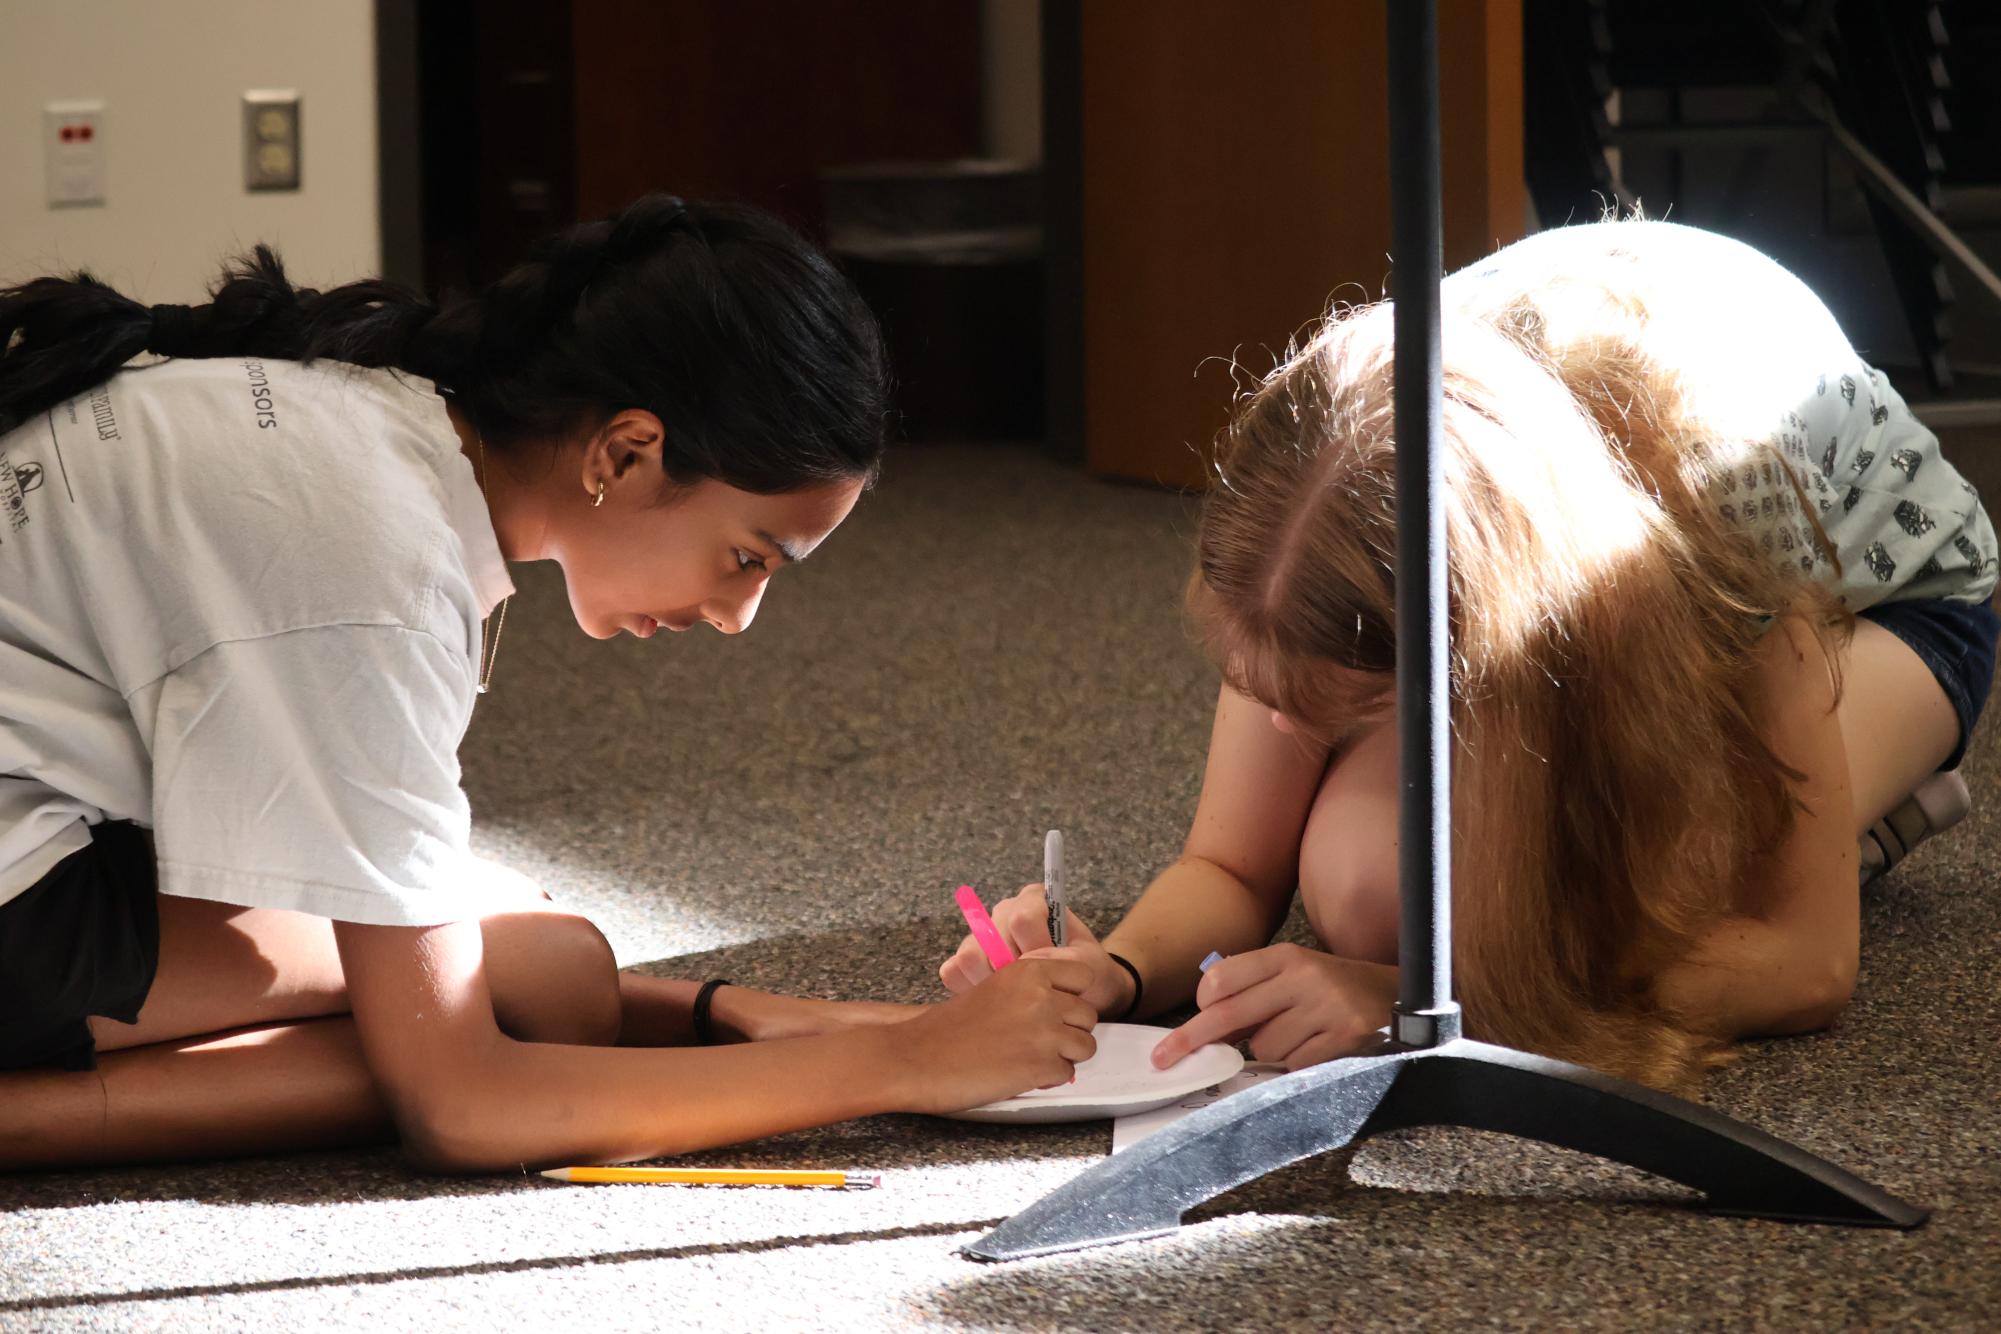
[3,439,1997,1332]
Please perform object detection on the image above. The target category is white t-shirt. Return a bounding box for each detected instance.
[1444,220,1999,611]
[0,357,514,924]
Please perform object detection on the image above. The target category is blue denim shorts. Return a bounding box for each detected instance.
[1857,597,2001,770]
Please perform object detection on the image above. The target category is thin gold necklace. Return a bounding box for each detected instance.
[473,430,510,695]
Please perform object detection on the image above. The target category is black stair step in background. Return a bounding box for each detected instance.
[1525,0,1984,394]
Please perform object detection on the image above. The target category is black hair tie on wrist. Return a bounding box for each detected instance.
[692,978,732,1045]
[1105,953,1144,1022]
[145,303,202,357]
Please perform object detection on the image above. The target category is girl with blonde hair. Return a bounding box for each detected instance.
[943,220,1998,1090]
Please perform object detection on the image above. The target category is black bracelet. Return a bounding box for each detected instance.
[692,978,732,1045]
[1105,953,1144,1021]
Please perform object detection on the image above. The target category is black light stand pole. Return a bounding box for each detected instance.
[960,0,1927,1264]
[1386,0,1461,1054]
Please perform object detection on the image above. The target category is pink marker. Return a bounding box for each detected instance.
[955,884,1017,970]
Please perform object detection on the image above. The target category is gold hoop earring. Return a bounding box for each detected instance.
[594,482,606,508]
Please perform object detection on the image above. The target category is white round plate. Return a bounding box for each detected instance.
[942,1023,1245,1124]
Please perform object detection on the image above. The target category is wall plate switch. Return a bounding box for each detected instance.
[44,100,107,207]
[242,90,301,191]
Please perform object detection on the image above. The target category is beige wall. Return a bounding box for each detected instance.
[0,0,380,302]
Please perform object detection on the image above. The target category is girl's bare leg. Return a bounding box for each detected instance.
[2,1017,391,1169]
[1286,616,1960,966]
[1833,617,1960,831]
[89,893,621,1054]
[1,889,621,1169]
[1296,718,1402,965]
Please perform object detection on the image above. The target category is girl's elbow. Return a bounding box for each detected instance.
[375,1048,516,1174]
[1769,947,1858,1036]
[395,1088,514,1174]
[1804,948,1859,1030]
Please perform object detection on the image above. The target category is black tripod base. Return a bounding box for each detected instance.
[962,1038,1928,1262]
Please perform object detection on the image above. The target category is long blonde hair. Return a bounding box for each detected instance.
[1194,280,1848,1090]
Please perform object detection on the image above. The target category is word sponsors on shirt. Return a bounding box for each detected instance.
[243,358,279,429]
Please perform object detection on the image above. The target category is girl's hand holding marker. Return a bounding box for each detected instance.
[941,880,1133,1019]
[944,831,1145,1039]
[896,954,1099,1111]
[945,887,1393,1073]
[943,832,1396,1075]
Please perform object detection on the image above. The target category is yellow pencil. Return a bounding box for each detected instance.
[538,1166,881,1189]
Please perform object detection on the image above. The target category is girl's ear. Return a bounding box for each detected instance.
[605,409,666,479]
[584,409,667,497]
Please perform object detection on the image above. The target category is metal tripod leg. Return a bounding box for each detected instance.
[962,1039,1926,1263]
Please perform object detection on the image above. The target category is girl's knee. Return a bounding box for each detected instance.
[544,912,622,1047]
[1301,856,1401,963]
[1298,721,1402,964]
[481,908,622,1047]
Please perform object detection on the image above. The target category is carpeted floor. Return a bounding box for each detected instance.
[3,438,1998,1332]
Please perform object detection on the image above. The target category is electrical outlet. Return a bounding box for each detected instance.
[44,100,106,207]
[242,90,301,191]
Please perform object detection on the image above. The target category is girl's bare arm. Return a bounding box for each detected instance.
[335,918,1097,1172]
[614,973,919,1047]
[938,685,1347,1018]
[1095,686,1333,1017]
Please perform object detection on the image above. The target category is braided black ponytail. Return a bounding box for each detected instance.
[0,193,887,493]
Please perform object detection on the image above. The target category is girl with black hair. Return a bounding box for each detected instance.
[0,194,1096,1170]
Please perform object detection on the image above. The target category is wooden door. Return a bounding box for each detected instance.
[1046,0,1526,487]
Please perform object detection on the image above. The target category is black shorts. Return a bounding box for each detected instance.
[0,820,160,1073]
